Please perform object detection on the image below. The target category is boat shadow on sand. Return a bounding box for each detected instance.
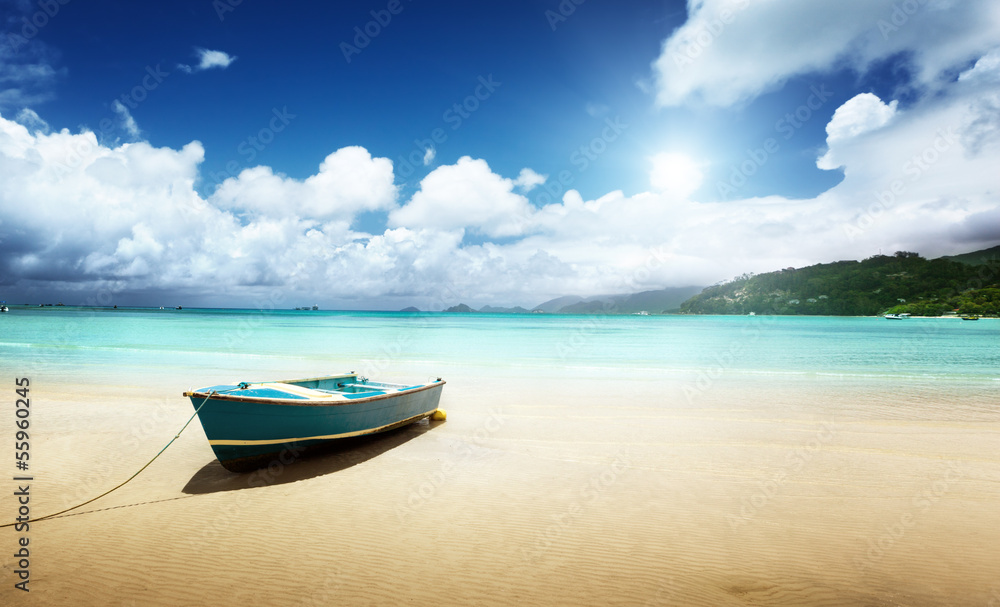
[181,419,441,495]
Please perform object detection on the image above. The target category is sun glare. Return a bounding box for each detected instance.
[649,152,703,198]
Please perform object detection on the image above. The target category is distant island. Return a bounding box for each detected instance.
[679,246,999,316]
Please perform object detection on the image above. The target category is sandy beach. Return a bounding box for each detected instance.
[3,364,999,606]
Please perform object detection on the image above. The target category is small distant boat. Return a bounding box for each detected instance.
[184,373,446,472]
[961,315,980,321]
[884,313,910,319]
[0,305,8,313]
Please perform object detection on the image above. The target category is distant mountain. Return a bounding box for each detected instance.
[937,245,1000,266]
[478,305,532,314]
[679,247,1000,316]
[555,286,704,314]
[439,303,532,313]
[618,286,705,313]
[532,295,584,313]
[399,306,420,312]
[556,300,608,314]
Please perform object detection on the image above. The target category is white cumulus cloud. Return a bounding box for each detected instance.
[817,92,898,169]
[653,0,1000,107]
[825,93,898,142]
[178,48,238,73]
[210,146,397,220]
[388,156,535,238]
[14,108,49,134]
[513,168,546,192]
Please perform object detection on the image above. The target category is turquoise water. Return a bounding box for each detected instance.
[1,308,997,389]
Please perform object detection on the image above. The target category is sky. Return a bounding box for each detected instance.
[1,0,999,310]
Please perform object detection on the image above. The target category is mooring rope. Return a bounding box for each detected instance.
[1,391,216,528]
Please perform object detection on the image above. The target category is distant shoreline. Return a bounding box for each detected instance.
[1,304,995,319]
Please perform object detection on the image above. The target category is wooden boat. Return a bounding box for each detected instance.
[184,372,446,472]
[961,315,980,320]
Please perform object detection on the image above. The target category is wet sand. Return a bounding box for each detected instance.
[3,370,999,606]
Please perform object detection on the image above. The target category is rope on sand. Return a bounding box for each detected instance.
[1,392,215,528]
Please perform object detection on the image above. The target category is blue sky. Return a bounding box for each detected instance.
[2,0,999,308]
[22,1,842,202]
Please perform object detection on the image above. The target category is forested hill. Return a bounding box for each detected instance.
[679,250,1000,316]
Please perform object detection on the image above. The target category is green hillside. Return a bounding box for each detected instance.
[679,250,1000,316]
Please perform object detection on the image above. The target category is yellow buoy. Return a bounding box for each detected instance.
[430,409,447,421]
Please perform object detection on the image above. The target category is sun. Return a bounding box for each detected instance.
[649,152,703,199]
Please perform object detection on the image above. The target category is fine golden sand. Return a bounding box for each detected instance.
[2,370,999,606]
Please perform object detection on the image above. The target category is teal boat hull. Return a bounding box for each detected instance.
[184,373,445,472]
